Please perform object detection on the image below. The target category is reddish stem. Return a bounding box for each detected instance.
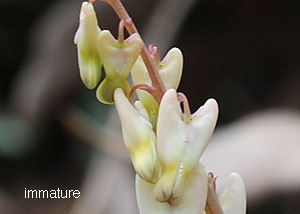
[148,44,161,66]
[205,172,224,214]
[99,0,166,100]
[129,84,161,104]
[177,92,192,121]
[118,19,125,43]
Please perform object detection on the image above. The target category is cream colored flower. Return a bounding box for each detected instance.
[74,2,102,89]
[131,48,183,129]
[114,88,160,183]
[97,31,143,104]
[136,163,207,214]
[154,89,218,205]
[219,172,247,214]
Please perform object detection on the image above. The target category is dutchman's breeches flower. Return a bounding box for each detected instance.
[136,162,208,214]
[114,88,160,183]
[74,1,248,214]
[97,30,143,104]
[75,2,143,104]
[74,2,102,89]
[154,89,219,206]
[131,48,183,129]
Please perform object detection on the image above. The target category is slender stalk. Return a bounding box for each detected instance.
[148,44,161,67]
[118,19,125,43]
[177,92,192,121]
[205,172,224,214]
[100,0,166,101]
[129,83,161,104]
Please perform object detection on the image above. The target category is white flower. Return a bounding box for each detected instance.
[154,89,218,205]
[136,162,207,214]
[219,172,247,214]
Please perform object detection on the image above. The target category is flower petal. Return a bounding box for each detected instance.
[74,2,102,89]
[136,162,208,214]
[155,89,218,204]
[219,172,247,214]
[159,47,183,90]
[131,48,183,129]
[131,47,183,89]
[114,88,160,183]
[97,31,143,103]
[96,77,131,104]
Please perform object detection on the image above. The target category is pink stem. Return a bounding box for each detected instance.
[205,172,224,214]
[129,84,160,104]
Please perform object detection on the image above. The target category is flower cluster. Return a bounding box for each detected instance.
[74,1,247,214]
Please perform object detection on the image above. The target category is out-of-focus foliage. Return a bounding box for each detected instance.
[0,112,34,158]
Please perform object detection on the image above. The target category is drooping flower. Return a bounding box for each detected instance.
[219,172,247,214]
[154,89,218,205]
[74,2,102,89]
[97,31,143,104]
[131,48,183,129]
[114,88,160,183]
[136,162,207,214]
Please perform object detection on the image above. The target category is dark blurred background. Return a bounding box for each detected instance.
[0,0,300,213]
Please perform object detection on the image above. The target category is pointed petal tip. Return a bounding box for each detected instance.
[161,47,182,63]
[220,172,247,214]
[193,98,219,120]
[205,98,219,113]
[80,1,95,17]
[163,88,177,98]
[227,172,246,189]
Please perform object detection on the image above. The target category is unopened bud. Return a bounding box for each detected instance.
[74,2,102,89]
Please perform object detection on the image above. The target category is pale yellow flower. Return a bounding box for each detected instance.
[114,88,160,183]
[74,2,102,89]
[97,31,143,104]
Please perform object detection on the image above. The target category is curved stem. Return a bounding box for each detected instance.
[100,0,166,100]
[130,84,161,104]
[177,92,192,121]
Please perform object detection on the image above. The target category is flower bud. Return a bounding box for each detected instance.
[97,31,143,104]
[114,88,160,183]
[136,163,207,213]
[219,172,247,214]
[74,2,102,89]
[154,89,218,205]
[131,48,183,129]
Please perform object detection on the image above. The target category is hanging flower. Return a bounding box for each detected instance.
[131,48,183,129]
[136,162,207,214]
[74,2,102,89]
[114,88,160,183]
[154,89,218,205]
[97,30,143,104]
